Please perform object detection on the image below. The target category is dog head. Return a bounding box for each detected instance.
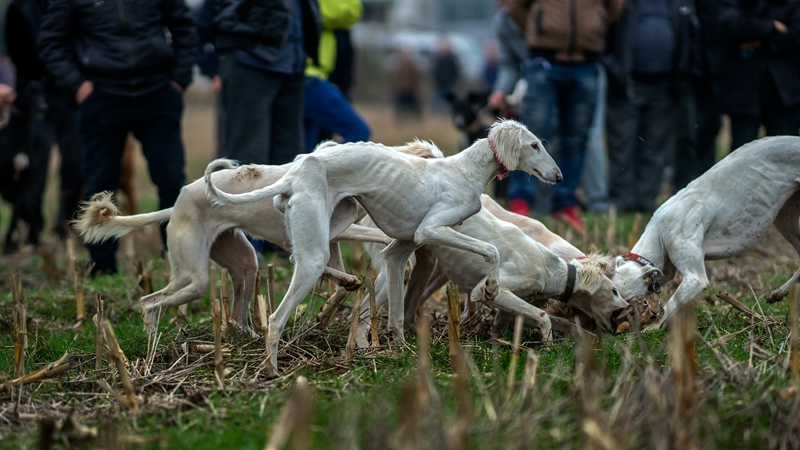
[612,256,665,301]
[566,260,629,331]
[487,119,562,183]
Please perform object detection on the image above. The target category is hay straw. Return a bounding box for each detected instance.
[506,315,524,391]
[11,274,27,379]
[446,282,461,343]
[5,352,72,389]
[716,291,764,322]
[257,295,269,352]
[220,268,230,337]
[316,286,348,329]
[65,236,76,281]
[73,261,92,325]
[267,263,276,316]
[368,273,380,348]
[95,294,105,371]
[790,282,799,386]
[133,260,153,296]
[265,376,312,450]
[212,289,225,389]
[668,302,698,450]
[345,288,364,363]
[102,321,137,410]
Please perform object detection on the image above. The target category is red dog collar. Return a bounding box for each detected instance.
[624,252,654,267]
[488,137,509,180]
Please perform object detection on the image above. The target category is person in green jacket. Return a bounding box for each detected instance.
[303,0,370,153]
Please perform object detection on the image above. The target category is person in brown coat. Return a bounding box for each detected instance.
[505,0,623,232]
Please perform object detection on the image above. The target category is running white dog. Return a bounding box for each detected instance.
[73,141,439,332]
[205,119,562,373]
[355,205,628,348]
[613,136,800,328]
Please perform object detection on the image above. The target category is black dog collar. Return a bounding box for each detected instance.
[561,263,576,303]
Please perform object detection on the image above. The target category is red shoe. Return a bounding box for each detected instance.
[552,205,584,234]
[507,198,531,217]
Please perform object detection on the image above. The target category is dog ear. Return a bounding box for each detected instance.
[614,255,625,269]
[488,119,525,170]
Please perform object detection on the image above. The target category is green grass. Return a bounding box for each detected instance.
[1,208,799,449]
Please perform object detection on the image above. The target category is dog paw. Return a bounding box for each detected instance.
[766,288,788,304]
[482,277,499,302]
[341,276,362,292]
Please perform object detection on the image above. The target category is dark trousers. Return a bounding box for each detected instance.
[219,55,305,165]
[510,58,598,212]
[607,80,677,213]
[303,76,370,153]
[78,84,186,272]
[673,75,721,191]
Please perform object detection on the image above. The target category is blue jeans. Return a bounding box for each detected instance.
[508,57,598,212]
[78,84,186,273]
[304,77,370,153]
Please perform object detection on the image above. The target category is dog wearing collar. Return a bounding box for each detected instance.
[355,206,628,347]
[613,135,800,329]
[204,119,562,373]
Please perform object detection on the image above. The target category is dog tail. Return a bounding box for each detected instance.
[72,192,173,244]
[204,158,291,206]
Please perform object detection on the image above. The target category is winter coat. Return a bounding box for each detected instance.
[214,0,321,66]
[305,0,361,80]
[37,0,197,96]
[602,0,701,97]
[507,0,624,61]
[718,0,800,115]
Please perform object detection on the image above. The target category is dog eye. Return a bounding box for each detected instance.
[531,142,539,151]
[612,288,619,296]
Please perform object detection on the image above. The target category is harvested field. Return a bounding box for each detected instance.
[1,87,799,449]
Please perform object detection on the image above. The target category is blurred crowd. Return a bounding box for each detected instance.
[388,0,800,234]
[0,0,799,272]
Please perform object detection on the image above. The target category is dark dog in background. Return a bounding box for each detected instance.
[445,90,510,201]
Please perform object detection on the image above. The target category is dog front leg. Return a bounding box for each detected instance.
[656,248,709,329]
[470,281,552,343]
[381,239,420,343]
[415,224,500,300]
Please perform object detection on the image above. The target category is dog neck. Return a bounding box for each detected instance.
[629,227,666,271]
[449,139,508,192]
[488,137,509,180]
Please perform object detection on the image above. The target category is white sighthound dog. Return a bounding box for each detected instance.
[205,119,562,373]
[613,136,800,328]
[355,206,628,348]
[73,141,440,332]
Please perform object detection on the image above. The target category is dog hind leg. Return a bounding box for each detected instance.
[381,239,421,342]
[768,190,800,303]
[210,229,258,329]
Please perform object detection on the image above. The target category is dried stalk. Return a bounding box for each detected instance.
[253,270,263,329]
[212,291,225,389]
[103,321,137,410]
[627,212,642,250]
[446,282,461,342]
[506,315,524,391]
[38,246,60,283]
[5,352,71,389]
[73,261,92,325]
[369,274,380,348]
[267,263,276,316]
[65,236,76,281]
[416,315,433,408]
[448,346,471,450]
[133,260,153,296]
[522,350,539,399]
[265,376,312,450]
[257,294,269,352]
[220,268,230,337]
[316,286,348,329]
[716,291,764,322]
[95,294,105,371]
[344,288,364,363]
[790,282,799,386]
[606,205,617,250]
[11,275,27,379]
[668,303,698,450]
[96,379,132,411]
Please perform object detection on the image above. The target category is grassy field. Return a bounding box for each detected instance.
[1,89,799,449]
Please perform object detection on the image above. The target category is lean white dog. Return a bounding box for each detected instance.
[73,141,440,332]
[205,119,562,373]
[355,205,628,348]
[613,136,800,328]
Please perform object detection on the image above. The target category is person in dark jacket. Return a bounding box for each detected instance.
[603,0,700,213]
[718,0,800,152]
[38,0,196,275]
[5,0,82,251]
[672,0,723,190]
[214,0,321,166]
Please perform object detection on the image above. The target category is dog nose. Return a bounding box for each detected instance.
[555,173,563,183]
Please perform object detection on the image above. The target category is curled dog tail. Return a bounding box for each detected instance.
[204,158,291,206]
[72,192,173,244]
